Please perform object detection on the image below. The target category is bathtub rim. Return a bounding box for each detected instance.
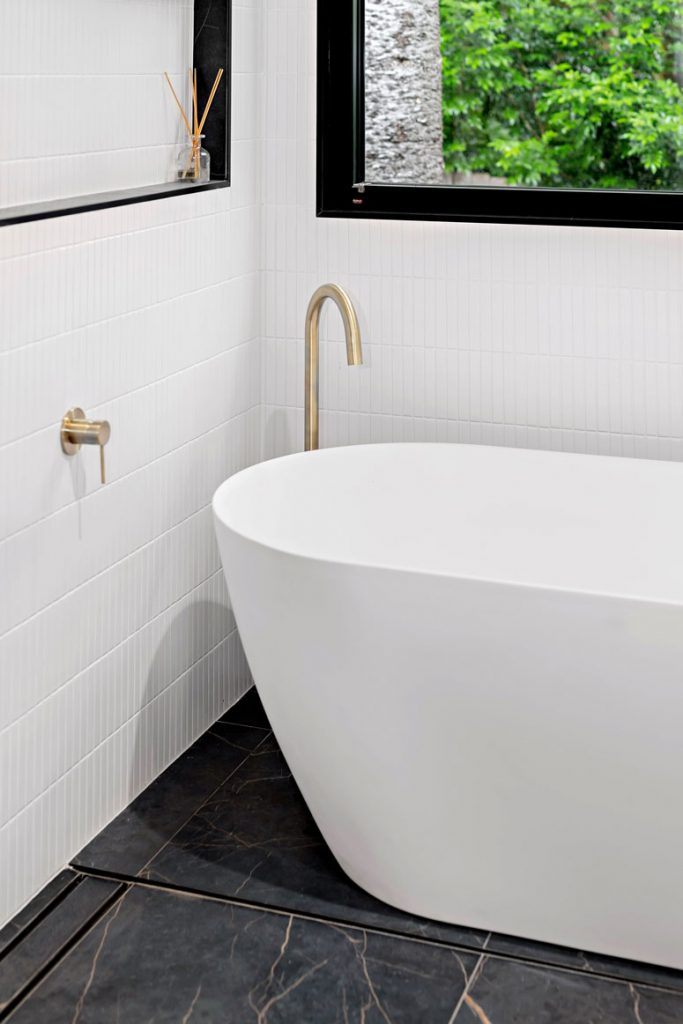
[213,442,683,610]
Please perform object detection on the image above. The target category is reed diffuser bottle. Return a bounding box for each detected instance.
[164,68,224,184]
[175,134,210,183]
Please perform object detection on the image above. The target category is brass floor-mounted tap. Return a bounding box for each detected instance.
[304,284,363,452]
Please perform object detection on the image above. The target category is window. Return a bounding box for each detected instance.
[318,0,683,228]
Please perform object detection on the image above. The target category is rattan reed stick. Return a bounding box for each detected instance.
[191,70,198,134]
[191,70,200,177]
[198,68,225,134]
[164,72,192,138]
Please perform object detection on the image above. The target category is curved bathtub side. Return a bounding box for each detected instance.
[214,514,683,971]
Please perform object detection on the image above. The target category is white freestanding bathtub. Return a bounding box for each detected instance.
[213,442,683,970]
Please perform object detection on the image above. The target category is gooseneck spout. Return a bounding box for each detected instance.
[304,284,363,451]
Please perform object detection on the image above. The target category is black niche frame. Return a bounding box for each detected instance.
[0,0,231,228]
[318,0,683,231]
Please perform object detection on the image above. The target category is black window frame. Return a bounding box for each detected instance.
[317,0,683,231]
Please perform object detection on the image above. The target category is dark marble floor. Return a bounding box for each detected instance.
[2,688,682,1022]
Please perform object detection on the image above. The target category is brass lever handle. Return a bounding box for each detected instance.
[61,407,111,484]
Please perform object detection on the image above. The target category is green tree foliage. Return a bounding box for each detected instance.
[440,0,683,188]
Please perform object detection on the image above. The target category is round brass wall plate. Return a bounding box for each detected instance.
[61,407,86,455]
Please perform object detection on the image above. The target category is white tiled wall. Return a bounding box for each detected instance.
[261,0,683,465]
[0,0,262,925]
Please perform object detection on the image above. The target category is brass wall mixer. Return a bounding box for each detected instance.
[60,408,111,484]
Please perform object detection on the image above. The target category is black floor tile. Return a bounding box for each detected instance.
[0,876,121,1015]
[219,686,270,730]
[66,706,683,1014]
[487,932,683,993]
[72,725,268,876]
[8,885,478,1023]
[456,955,683,1023]
[0,871,76,957]
[144,735,489,950]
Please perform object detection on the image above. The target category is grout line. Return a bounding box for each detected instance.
[0,502,215,641]
[0,402,262,642]
[0,386,260,553]
[0,142,181,166]
[0,196,242,266]
[447,953,486,1024]
[0,72,194,80]
[0,332,260,456]
[0,875,83,965]
[69,866,491,956]
[0,884,128,1022]
[0,630,242,834]
[0,569,228,739]
[0,268,258,358]
[260,334,683,367]
[258,397,683,439]
[60,867,683,998]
